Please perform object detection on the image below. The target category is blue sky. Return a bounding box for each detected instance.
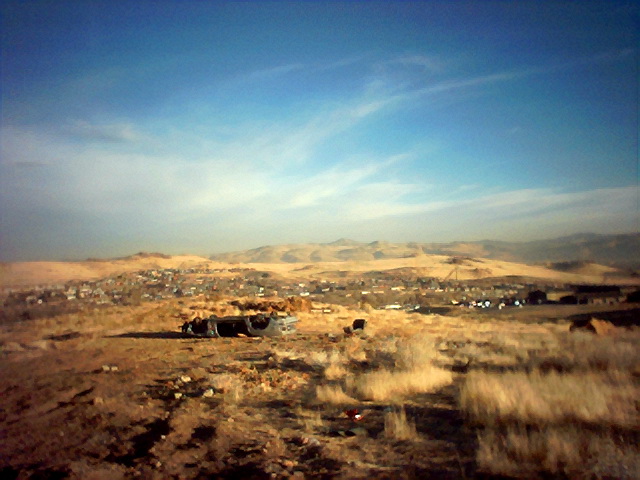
[1,1,638,261]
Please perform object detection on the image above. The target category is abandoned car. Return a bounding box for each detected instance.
[181,313,298,338]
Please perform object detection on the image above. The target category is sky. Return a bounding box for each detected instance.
[1,1,638,261]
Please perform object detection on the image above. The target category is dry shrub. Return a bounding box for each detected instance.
[462,345,640,480]
[461,369,638,427]
[364,334,441,370]
[324,362,348,380]
[315,385,357,405]
[476,426,640,479]
[304,348,352,379]
[343,336,367,362]
[394,337,439,370]
[554,330,640,372]
[346,336,452,401]
[384,408,420,441]
[307,349,344,366]
[349,366,453,402]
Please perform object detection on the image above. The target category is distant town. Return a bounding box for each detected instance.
[2,265,638,324]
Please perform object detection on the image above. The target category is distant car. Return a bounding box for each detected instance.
[181,313,298,338]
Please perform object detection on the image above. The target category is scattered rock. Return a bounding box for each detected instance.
[296,436,321,447]
[174,392,183,400]
[180,375,191,383]
[202,388,214,398]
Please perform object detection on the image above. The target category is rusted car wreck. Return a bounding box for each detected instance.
[181,313,298,338]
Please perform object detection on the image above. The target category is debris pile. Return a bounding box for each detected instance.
[231,297,312,314]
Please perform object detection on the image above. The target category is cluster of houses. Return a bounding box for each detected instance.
[2,266,638,322]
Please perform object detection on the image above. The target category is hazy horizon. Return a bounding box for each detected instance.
[1,1,638,262]
[2,230,636,264]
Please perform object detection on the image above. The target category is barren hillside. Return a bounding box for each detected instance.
[0,253,226,288]
[211,233,640,268]
[2,250,637,290]
[245,255,635,285]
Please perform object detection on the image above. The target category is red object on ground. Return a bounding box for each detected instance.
[344,409,363,421]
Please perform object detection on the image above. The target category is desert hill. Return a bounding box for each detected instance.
[2,253,636,290]
[211,233,640,268]
[256,255,634,286]
[2,234,638,288]
[0,253,226,288]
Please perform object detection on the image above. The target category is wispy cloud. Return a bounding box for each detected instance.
[66,120,144,143]
[1,46,636,258]
[286,162,390,208]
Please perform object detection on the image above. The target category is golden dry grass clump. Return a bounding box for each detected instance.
[476,426,640,479]
[383,408,420,441]
[459,327,640,478]
[313,335,453,404]
[347,336,452,402]
[461,369,639,427]
[315,385,358,405]
[348,367,452,402]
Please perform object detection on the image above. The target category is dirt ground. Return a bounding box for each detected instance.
[0,299,637,479]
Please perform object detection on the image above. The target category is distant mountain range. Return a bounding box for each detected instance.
[211,233,640,269]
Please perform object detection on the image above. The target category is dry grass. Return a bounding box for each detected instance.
[348,366,453,402]
[461,369,638,427]
[324,362,348,380]
[315,385,357,405]
[306,349,344,366]
[476,426,640,479]
[383,408,420,441]
[394,337,439,370]
[460,324,640,478]
[313,336,454,402]
[550,329,640,372]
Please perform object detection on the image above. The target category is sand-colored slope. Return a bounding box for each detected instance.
[2,252,636,289]
[243,254,634,285]
[212,234,640,267]
[0,254,228,288]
